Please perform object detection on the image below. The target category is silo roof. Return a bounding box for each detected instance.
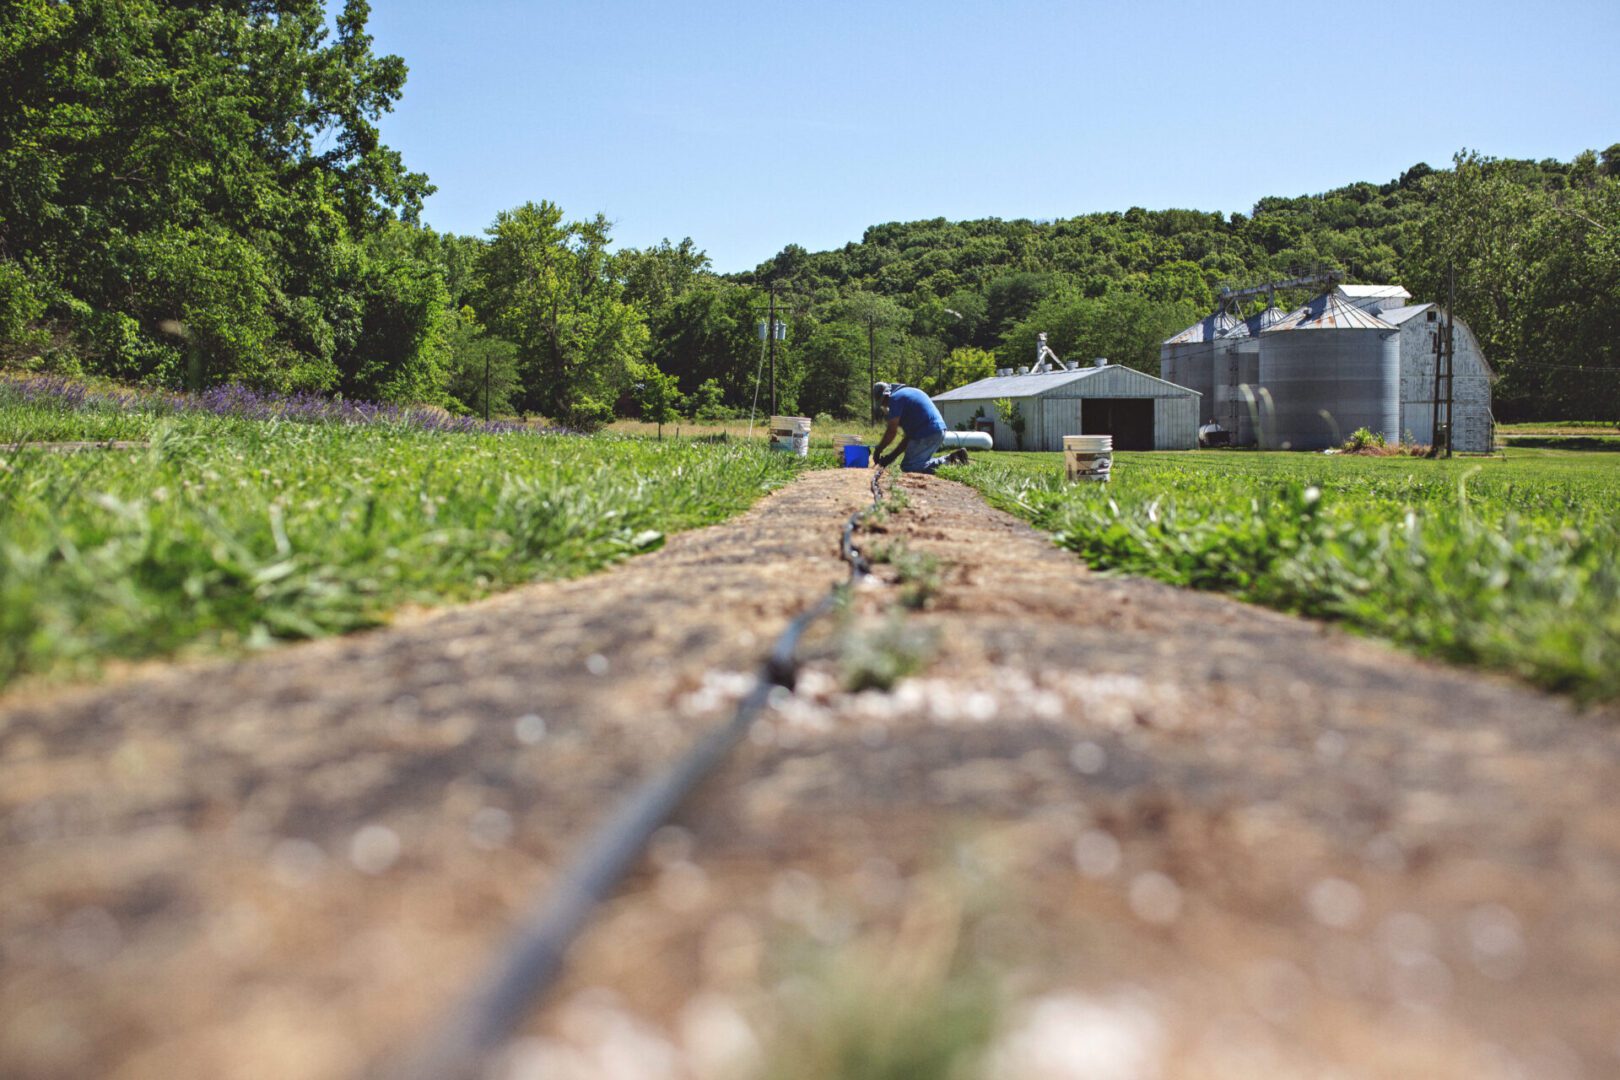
[1265,292,1396,332]
[1220,304,1288,340]
[1163,309,1238,345]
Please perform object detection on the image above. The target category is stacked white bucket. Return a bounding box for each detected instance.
[769,415,812,457]
[1064,434,1113,482]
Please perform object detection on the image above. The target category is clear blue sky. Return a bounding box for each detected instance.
[362,0,1620,273]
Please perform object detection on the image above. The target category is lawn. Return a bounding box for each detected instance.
[1,380,818,689]
[948,447,1620,702]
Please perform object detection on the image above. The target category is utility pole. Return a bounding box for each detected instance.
[868,314,878,422]
[1442,267,1455,458]
[752,286,788,422]
[1428,265,1456,458]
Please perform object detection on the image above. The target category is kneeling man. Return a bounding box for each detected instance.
[872,382,968,473]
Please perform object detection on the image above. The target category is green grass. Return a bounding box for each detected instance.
[1501,435,1620,451]
[1,389,164,442]
[0,408,820,689]
[1499,420,1620,432]
[949,448,1620,702]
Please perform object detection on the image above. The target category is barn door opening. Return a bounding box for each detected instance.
[1082,398,1155,450]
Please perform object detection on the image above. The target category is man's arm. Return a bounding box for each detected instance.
[873,418,903,465]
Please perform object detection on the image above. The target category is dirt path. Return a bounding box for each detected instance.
[3,469,1618,1079]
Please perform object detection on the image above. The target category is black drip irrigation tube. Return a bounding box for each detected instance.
[381,466,893,1080]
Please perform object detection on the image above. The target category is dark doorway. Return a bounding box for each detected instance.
[1081,398,1155,450]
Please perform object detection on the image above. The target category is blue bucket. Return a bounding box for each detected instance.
[842,444,871,468]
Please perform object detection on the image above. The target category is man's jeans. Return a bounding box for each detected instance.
[900,429,949,473]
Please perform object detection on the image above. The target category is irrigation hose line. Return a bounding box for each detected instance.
[382,466,891,1080]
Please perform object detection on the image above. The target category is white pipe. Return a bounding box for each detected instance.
[940,431,994,451]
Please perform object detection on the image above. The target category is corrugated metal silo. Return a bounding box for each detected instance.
[1214,305,1284,446]
[1160,310,1235,424]
[1258,293,1400,449]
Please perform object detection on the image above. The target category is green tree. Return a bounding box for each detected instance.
[443,307,520,418]
[992,396,1027,450]
[797,322,866,418]
[476,201,648,425]
[921,346,997,394]
[646,285,787,411]
[1405,151,1538,374]
[635,365,682,437]
[338,222,451,404]
[616,238,711,312]
[1143,260,1214,310]
[1001,291,1199,374]
[831,291,908,417]
[684,377,729,420]
[0,0,433,389]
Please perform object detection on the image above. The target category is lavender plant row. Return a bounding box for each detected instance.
[1,374,564,437]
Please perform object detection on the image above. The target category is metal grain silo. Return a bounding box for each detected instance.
[1258,293,1399,449]
[1160,310,1236,424]
[1213,305,1284,446]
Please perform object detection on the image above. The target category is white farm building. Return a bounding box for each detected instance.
[933,359,1202,451]
[1161,282,1495,452]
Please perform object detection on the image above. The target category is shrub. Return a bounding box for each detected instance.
[1342,427,1386,452]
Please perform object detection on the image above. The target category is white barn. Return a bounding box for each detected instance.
[932,362,1202,451]
[1384,304,1495,452]
[1331,283,1493,451]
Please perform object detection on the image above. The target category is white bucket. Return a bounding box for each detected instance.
[1063,434,1113,482]
[770,415,812,457]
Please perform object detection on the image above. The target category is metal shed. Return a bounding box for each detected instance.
[933,363,1201,451]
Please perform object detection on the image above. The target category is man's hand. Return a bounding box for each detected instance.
[873,417,903,460]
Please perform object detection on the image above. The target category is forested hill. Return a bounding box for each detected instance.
[726,151,1618,420]
[736,165,1453,314]
[1,4,1615,422]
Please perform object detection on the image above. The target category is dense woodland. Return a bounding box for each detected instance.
[2,2,1617,423]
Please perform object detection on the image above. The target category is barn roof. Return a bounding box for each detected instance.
[1380,303,1435,326]
[932,364,1201,402]
[933,367,1100,400]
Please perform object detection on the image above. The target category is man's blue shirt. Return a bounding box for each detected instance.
[887,386,947,438]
